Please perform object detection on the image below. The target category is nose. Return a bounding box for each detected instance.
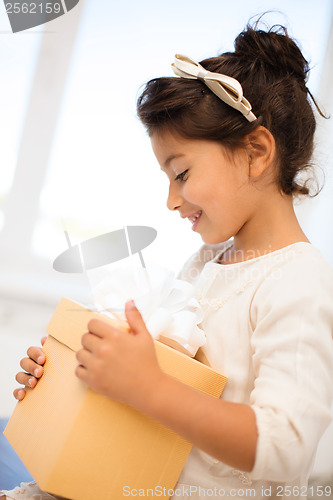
[166,183,183,212]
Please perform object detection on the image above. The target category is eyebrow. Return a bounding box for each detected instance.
[163,153,185,168]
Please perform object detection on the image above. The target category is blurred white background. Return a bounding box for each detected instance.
[0,0,332,481]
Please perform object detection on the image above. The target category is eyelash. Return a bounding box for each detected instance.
[175,169,189,182]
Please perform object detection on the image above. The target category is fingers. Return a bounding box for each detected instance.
[76,346,92,367]
[14,363,42,401]
[81,331,99,352]
[14,345,46,402]
[15,371,39,388]
[27,346,46,365]
[13,387,27,401]
[87,318,118,338]
[20,357,44,378]
[75,364,88,383]
[19,346,45,379]
[125,300,149,335]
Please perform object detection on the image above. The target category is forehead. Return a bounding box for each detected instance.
[150,131,187,169]
[150,130,222,168]
[150,130,187,156]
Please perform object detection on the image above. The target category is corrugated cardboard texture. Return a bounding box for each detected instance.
[5,297,227,500]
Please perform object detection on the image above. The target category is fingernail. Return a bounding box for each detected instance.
[127,300,135,307]
[37,356,44,364]
[34,368,40,377]
[18,390,25,399]
[28,378,34,387]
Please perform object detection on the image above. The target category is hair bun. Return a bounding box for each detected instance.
[234,24,309,86]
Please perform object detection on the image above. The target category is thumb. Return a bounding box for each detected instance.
[125,300,150,336]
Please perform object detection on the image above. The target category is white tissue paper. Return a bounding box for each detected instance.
[89,263,205,357]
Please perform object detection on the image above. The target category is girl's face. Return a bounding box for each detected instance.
[151,130,260,245]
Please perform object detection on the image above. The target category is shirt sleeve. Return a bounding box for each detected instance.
[248,255,333,482]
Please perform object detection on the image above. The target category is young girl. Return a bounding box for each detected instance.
[2,21,333,500]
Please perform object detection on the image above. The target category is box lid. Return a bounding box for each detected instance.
[46,297,129,352]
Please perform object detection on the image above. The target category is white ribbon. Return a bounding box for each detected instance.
[171,54,257,123]
[90,263,205,357]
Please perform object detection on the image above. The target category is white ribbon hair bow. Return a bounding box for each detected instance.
[171,54,257,123]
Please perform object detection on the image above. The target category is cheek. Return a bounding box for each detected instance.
[208,183,245,220]
[182,181,198,202]
[205,182,229,209]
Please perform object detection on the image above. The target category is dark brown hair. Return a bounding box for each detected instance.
[137,21,327,197]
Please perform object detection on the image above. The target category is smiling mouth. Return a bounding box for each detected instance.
[188,211,202,226]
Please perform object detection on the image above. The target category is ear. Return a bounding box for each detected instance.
[245,126,276,179]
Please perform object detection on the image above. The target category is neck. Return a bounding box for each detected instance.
[228,192,309,263]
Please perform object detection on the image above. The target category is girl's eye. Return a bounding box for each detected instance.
[175,169,189,182]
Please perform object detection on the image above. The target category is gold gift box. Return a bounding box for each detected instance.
[4,297,227,500]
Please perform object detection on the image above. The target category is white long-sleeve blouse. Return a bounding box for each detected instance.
[172,241,333,500]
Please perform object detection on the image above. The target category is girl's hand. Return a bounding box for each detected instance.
[75,300,164,408]
[13,336,47,401]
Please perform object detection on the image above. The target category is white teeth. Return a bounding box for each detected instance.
[188,211,201,224]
